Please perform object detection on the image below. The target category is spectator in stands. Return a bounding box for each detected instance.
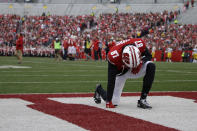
[92,37,100,61]
[192,45,197,63]
[166,45,173,62]
[182,50,186,62]
[151,44,157,61]
[54,37,62,61]
[63,37,69,60]
[0,11,196,62]
[67,42,76,61]
[186,1,190,10]
[98,39,103,60]
[191,0,194,7]
[84,37,92,60]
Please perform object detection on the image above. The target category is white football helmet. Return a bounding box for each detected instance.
[122,45,141,68]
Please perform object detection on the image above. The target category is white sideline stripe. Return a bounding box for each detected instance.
[0,80,197,84]
[1,73,196,77]
[1,70,196,74]
[0,91,196,95]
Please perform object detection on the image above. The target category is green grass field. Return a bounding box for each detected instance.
[0,56,197,94]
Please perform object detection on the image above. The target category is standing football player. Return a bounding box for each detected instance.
[94,38,156,109]
[16,33,24,64]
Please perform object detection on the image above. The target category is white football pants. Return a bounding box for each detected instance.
[112,61,153,105]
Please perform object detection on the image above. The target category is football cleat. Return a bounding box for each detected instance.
[93,84,102,104]
[106,101,116,108]
[137,99,152,109]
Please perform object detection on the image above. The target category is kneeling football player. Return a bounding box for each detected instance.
[94,38,155,109]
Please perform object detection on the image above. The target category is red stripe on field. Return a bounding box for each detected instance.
[25,97,177,131]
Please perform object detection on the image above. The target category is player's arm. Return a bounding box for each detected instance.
[141,47,152,63]
[106,61,119,102]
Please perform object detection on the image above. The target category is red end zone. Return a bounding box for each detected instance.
[0,92,197,131]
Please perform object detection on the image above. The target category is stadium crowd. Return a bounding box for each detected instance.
[0,9,196,62]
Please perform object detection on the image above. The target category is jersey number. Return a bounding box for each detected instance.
[134,40,143,48]
[111,50,119,58]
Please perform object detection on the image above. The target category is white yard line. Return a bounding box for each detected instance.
[1,74,106,77]
[0,70,104,72]
[0,60,106,68]
[157,70,197,74]
[0,65,32,69]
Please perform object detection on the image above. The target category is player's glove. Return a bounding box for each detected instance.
[106,101,116,108]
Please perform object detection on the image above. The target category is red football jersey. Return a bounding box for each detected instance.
[107,38,146,70]
[16,36,23,51]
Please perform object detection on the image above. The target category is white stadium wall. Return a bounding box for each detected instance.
[0,3,183,16]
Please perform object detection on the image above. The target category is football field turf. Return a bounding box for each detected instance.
[0,56,197,94]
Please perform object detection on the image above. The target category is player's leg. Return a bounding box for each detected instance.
[55,50,58,61]
[19,50,22,63]
[57,50,62,61]
[18,50,22,64]
[126,61,155,109]
[138,62,156,109]
[16,50,19,60]
[111,75,127,106]
[140,62,155,100]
